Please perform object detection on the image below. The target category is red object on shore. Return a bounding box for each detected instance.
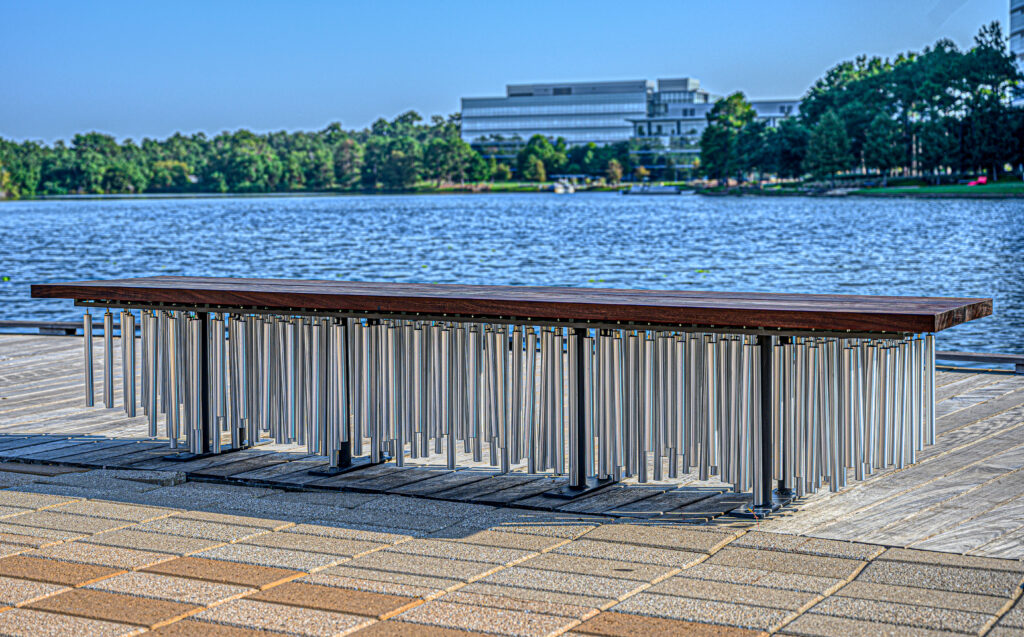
[967,176,988,186]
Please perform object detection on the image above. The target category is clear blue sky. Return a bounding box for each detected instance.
[0,0,1011,143]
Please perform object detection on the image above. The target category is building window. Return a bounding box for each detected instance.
[656,125,662,133]
[553,87,572,95]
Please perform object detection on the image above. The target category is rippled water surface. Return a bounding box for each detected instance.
[1,193,1021,353]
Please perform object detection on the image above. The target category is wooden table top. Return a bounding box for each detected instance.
[31,276,992,334]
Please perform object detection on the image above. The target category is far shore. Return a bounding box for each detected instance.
[4,181,1023,201]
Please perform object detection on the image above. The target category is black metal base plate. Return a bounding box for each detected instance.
[162,439,269,462]
[307,455,387,477]
[544,476,616,500]
[732,490,795,519]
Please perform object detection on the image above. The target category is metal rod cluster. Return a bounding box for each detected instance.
[82,309,936,498]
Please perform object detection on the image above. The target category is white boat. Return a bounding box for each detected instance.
[621,184,690,195]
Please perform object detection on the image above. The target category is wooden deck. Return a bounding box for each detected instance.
[1,333,1022,558]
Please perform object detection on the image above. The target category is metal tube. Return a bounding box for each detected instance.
[83,312,94,407]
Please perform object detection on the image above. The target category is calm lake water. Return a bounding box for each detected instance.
[1,193,1021,354]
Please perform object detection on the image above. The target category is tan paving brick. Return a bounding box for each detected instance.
[241,531,386,556]
[808,595,992,634]
[0,491,79,510]
[196,543,349,572]
[193,598,373,636]
[387,539,536,565]
[0,523,85,541]
[0,530,65,548]
[52,500,175,522]
[345,551,500,582]
[876,547,1024,573]
[480,567,647,600]
[460,582,614,612]
[707,547,864,579]
[87,571,252,606]
[519,552,675,582]
[0,554,124,586]
[986,628,1024,637]
[857,559,1022,597]
[612,592,793,630]
[454,530,568,553]
[731,532,883,561]
[134,517,271,542]
[3,510,134,534]
[249,581,421,619]
[314,565,463,594]
[0,506,34,518]
[648,576,819,611]
[0,575,68,606]
[299,572,442,599]
[149,619,283,636]
[442,590,597,620]
[836,580,1008,614]
[0,607,142,637]
[143,557,303,589]
[284,522,412,544]
[490,522,598,539]
[397,599,580,636]
[582,524,739,554]
[781,612,957,637]
[27,588,202,629]
[30,541,174,569]
[84,529,225,555]
[553,539,704,568]
[350,621,491,637]
[0,542,28,557]
[172,510,293,530]
[574,610,763,636]
[1002,597,1024,628]
[680,563,843,594]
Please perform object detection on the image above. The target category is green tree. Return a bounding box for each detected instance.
[863,114,901,185]
[516,135,566,177]
[492,163,512,181]
[803,110,852,184]
[380,149,419,189]
[522,157,546,182]
[735,120,772,182]
[699,92,755,180]
[917,118,957,184]
[605,158,623,184]
[771,118,809,179]
[333,138,363,189]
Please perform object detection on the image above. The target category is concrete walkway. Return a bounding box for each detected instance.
[0,464,1019,637]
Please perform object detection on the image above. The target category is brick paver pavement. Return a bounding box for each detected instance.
[0,466,1017,636]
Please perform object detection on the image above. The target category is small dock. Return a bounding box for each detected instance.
[2,333,1022,558]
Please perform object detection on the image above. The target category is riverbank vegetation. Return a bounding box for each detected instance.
[699,22,1024,187]
[2,23,1021,200]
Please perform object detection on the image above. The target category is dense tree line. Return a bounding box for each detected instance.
[700,22,1024,184]
[0,112,501,199]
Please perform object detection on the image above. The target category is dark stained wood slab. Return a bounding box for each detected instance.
[31,276,992,333]
[387,470,495,496]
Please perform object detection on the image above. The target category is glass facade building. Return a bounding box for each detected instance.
[460,80,653,149]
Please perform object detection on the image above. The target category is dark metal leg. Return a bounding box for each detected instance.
[547,327,615,499]
[310,317,385,477]
[166,312,253,460]
[737,335,793,518]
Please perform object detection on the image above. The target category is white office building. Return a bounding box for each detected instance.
[460,77,797,158]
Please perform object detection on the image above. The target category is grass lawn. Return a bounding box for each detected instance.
[858,181,1024,196]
